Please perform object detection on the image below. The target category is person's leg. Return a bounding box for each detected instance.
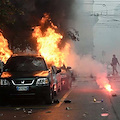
[114,65,118,75]
[112,66,115,75]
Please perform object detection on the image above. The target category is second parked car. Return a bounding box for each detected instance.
[60,65,72,90]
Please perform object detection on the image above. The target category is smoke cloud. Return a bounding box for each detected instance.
[65,42,110,89]
[4,0,75,52]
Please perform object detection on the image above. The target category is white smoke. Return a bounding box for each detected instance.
[65,43,111,89]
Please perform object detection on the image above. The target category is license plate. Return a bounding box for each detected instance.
[16,86,29,91]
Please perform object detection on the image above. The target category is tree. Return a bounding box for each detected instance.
[0,0,23,29]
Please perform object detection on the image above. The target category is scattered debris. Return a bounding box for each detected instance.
[46,111,52,113]
[83,114,86,117]
[101,113,109,117]
[66,107,71,110]
[101,99,104,102]
[15,108,21,111]
[83,112,89,117]
[23,108,26,113]
[23,108,32,114]
[54,99,59,103]
[112,94,117,97]
[93,98,96,102]
[101,107,104,110]
[64,100,71,103]
[27,109,32,114]
[90,74,94,78]
[67,115,70,117]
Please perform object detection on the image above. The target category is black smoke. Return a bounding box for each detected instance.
[2,0,75,52]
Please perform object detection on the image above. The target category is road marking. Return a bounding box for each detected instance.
[55,89,72,108]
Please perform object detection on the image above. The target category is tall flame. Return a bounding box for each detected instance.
[32,14,70,67]
[0,33,13,63]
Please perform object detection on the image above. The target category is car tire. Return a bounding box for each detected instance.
[45,89,54,104]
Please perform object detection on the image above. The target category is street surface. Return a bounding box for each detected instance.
[0,76,120,120]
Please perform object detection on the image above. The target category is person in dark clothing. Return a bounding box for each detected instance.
[111,54,120,75]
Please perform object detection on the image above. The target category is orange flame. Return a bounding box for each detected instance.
[32,14,70,67]
[104,84,113,92]
[0,33,13,63]
[96,73,113,92]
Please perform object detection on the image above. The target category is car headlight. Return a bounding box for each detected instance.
[36,78,49,85]
[0,79,10,85]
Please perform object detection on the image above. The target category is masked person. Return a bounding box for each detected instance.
[111,54,120,75]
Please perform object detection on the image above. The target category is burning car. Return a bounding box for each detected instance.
[60,65,72,90]
[0,55,55,104]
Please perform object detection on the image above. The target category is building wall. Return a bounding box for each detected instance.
[68,0,98,56]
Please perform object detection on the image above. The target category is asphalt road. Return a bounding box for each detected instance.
[0,76,120,120]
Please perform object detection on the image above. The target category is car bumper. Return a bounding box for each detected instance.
[0,85,51,99]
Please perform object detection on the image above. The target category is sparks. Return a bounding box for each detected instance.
[104,84,113,92]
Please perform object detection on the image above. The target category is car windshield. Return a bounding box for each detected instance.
[4,56,48,72]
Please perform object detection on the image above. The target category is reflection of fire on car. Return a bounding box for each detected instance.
[0,55,55,104]
[51,66,61,96]
[60,64,72,90]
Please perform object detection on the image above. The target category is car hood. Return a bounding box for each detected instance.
[1,71,50,78]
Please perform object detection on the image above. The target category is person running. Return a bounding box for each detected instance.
[111,54,120,75]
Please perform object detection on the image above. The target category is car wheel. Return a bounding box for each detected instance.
[45,89,54,104]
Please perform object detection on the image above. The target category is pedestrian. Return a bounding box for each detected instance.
[111,54,120,75]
